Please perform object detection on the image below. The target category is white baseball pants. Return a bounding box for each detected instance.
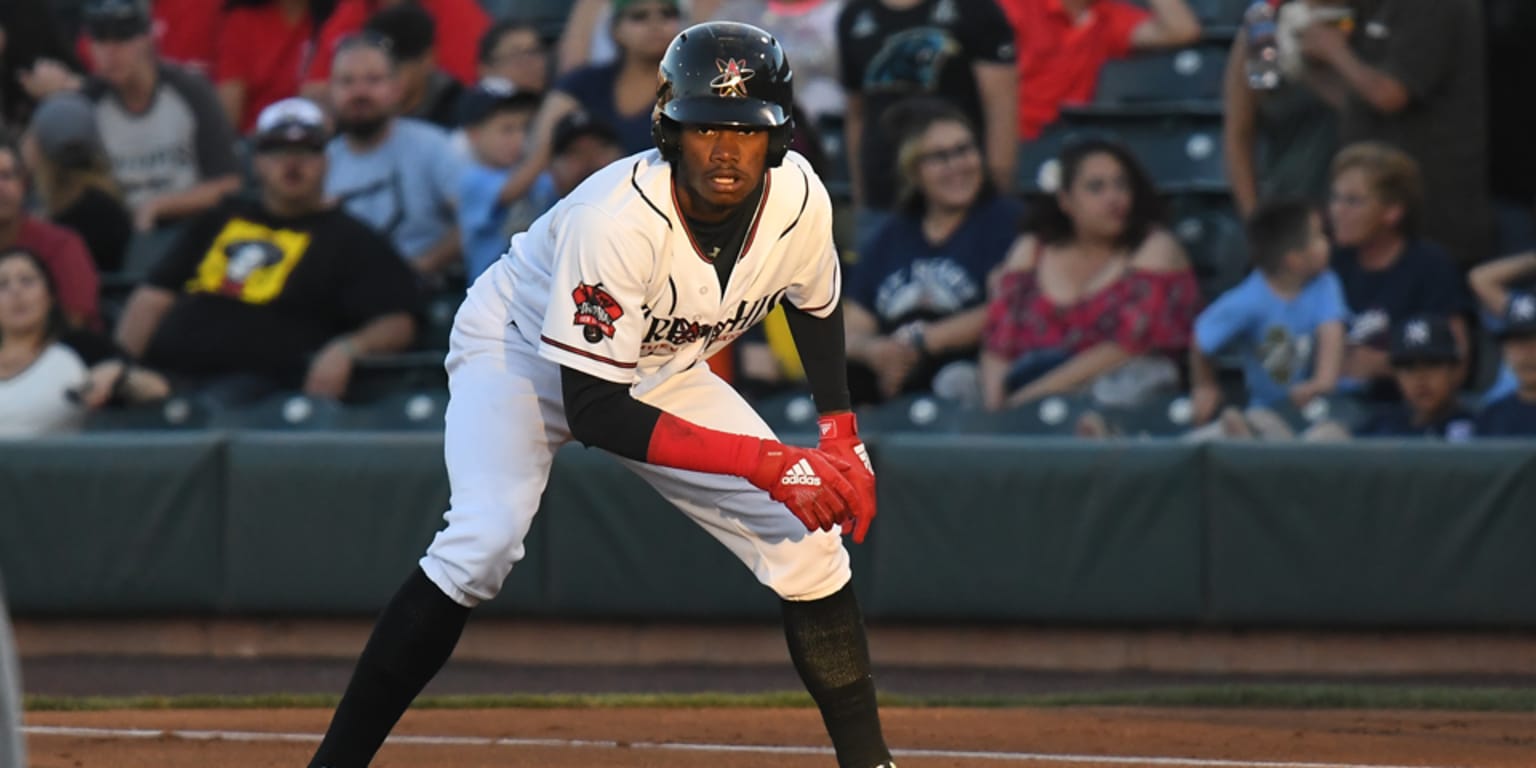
[419,265,851,608]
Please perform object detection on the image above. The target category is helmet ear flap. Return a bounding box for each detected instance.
[766,119,794,167]
[652,114,682,162]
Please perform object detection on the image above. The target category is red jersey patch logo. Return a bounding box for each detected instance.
[572,282,624,343]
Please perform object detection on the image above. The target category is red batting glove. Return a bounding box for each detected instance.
[744,441,858,535]
[817,412,877,543]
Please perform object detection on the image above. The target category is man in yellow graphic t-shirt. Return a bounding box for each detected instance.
[110,98,421,405]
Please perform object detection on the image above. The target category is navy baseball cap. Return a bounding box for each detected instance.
[252,98,329,153]
[457,78,541,126]
[1496,292,1536,341]
[552,110,620,155]
[83,0,151,40]
[1389,315,1460,366]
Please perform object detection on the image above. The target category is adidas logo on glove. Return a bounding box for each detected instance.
[781,458,822,486]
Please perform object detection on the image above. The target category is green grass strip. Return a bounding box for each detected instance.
[25,685,1536,713]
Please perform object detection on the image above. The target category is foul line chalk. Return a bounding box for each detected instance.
[21,725,1468,768]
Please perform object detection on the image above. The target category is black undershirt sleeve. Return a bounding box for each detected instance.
[783,301,853,414]
[562,299,849,455]
[560,366,663,461]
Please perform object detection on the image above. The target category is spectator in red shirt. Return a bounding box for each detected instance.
[299,0,489,102]
[999,0,1201,140]
[0,140,100,329]
[980,138,1198,410]
[215,0,323,134]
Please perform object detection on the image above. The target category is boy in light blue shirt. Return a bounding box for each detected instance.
[455,79,542,280]
[1190,200,1349,426]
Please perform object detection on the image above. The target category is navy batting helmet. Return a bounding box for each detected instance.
[651,21,795,167]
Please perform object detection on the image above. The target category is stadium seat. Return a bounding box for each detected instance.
[815,113,852,202]
[1129,0,1252,26]
[415,290,462,351]
[954,394,1091,436]
[856,394,969,435]
[1035,113,1227,193]
[1101,395,1197,438]
[348,351,448,403]
[211,393,347,430]
[1016,123,1075,194]
[97,271,140,331]
[120,226,183,275]
[479,0,571,40]
[346,389,450,431]
[82,395,211,431]
[1189,0,1254,26]
[1300,393,1375,433]
[1166,193,1249,298]
[753,390,820,437]
[1091,44,1230,107]
[1252,392,1377,436]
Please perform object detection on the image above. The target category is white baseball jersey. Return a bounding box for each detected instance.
[418,148,852,609]
[503,148,841,397]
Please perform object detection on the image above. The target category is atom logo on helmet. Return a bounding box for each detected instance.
[711,58,755,98]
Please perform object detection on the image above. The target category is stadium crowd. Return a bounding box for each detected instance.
[0,0,1533,440]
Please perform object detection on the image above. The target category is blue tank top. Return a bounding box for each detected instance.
[554,63,656,154]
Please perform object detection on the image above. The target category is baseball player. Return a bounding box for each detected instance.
[310,21,896,768]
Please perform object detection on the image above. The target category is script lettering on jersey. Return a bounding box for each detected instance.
[640,289,787,355]
[572,282,624,343]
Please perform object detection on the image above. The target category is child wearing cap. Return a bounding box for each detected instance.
[455,79,543,280]
[1352,315,1475,440]
[1475,293,1536,437]
[1467,249,1536,406]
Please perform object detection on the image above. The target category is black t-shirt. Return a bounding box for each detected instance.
[837,0,1015,210]
[1332,240,1471,346]
[143,199,421,384]
[1331,240,1471,400]
[1485,0,1536,202]
[54,186,133,273]
[1474,393,1536,437]
[1358,402,1475,440]
[1341,0,1487,263]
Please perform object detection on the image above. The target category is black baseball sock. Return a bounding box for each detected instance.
[782,582,892,768]
[309,566,471,768]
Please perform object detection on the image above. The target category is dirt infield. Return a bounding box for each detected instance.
[16,622,1536,766]
[22,706,1536,767]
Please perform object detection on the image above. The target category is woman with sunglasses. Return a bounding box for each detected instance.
[980,138,1199,412]
[843,98,1021,405]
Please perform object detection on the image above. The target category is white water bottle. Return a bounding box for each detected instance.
[1244,0,1281,90]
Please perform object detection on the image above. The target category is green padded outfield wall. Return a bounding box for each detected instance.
[3,436,1535,626]
[868,436,1204,622]
[1205,442,1536,626]
[0,435,226,614]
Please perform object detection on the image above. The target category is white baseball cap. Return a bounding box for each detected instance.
[252,98,329,152]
